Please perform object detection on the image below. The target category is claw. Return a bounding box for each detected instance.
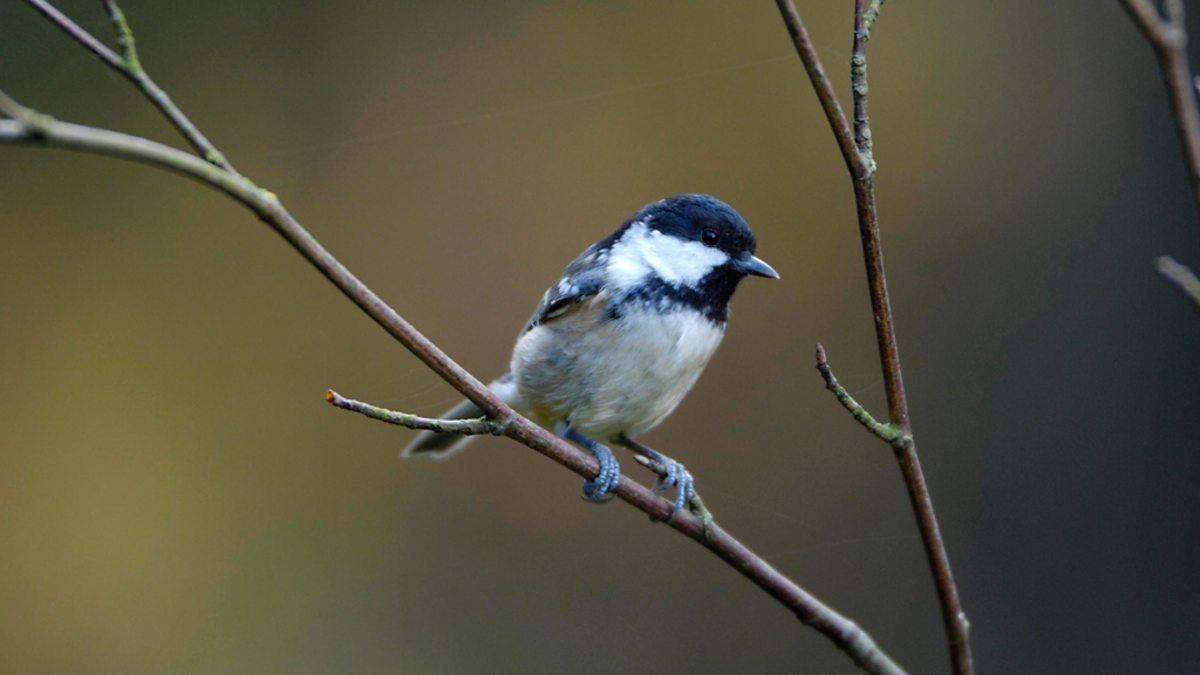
[582,449,620,502]
[582,480,617,502]
[656,459,691,514]
[653,465,679,492]
[670,463,693,514]
[561,425,621,504]
[628,445,694,516]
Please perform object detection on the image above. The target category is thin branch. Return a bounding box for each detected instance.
[1155,255,1200,313]
[815,344,910,448]
[1120,0,1200,220]
[863,0,887,37]
[0,88,43,124]
[851,2,875,173]
[23,0,124,71]
[326,390,509,435]
[774,2,973,673]
[773,0,866,177]
[1122,1,1200,319]
[0,99,905,675]
[22,0,236,173]
[0,4,909,669]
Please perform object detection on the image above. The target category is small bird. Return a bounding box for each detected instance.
[402,194,778,513]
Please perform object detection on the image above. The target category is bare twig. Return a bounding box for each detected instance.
[23,0,124,70]
[1,3,908,672]
[1155,255,1200,313]
[774,2,973,673]
[1120,0,1200,218]
[1121,1,1200,320]
[24,0,236,173]
[0,101,904,675]
[815,344,910,448]
[0,89,49,128]
[326,390,509,435]
[863,0,887,36]
[773,0,865,177]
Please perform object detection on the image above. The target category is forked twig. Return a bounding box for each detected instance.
[1120,0,1200,214]
[815,344,910,449]
[0,2,906,672]
[1120,0,1200,314]
[774,2,973,673]
[25,0,236,172]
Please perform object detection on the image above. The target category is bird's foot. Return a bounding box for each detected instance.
[621,438,705,519]
[581,444,620,503]
[631,454,697,516]
[560,425,620,503]
[653,455,695,514]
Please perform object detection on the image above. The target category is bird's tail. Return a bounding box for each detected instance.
[401,375,519,460]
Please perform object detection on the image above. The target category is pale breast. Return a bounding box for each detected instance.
[510,297,725,440]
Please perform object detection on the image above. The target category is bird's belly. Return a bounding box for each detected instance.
[511,301,725,439]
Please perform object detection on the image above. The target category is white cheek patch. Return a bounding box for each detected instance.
[607,221,729,290]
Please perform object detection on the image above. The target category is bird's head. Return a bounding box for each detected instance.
[604,194,778,321]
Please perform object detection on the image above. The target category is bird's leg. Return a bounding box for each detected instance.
[556,422,620,503]
[616,436,706,521]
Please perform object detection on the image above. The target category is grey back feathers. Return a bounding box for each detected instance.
[401,193,770,459]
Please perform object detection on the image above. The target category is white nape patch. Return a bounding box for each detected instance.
[606,221,728,290]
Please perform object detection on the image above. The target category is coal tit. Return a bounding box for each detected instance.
[402,194,778,513]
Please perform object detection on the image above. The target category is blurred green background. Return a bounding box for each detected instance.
[2,1,1199,673]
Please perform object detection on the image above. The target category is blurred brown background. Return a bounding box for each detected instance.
[2,1,1198,673]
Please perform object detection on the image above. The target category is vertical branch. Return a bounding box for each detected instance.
[5,3,917,672]
[775,2,973,672]
[851,2,874,172]
[1121,0,1200,311]
[1121,0,1200,219]
[773,0,866,177]
[864,1,887,34]
[848,3,971,673]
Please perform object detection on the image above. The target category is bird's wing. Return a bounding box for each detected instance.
[520,245,607,334]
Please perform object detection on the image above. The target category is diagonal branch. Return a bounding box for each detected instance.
[24,0,124,70]
[774,2,973,673]
[2,3,907,672]
[0,94,905,675]
[24,0,237,173]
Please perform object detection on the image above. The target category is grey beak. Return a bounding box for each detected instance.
[738,254,780,279]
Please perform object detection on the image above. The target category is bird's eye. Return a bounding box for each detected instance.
[701,229,719,246]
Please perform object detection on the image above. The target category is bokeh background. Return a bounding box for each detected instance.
[2,1,1198,673]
